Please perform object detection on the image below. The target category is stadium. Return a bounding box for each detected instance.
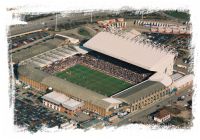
[16,30,193,117]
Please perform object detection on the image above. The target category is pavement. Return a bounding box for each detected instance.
[9,35,53,53]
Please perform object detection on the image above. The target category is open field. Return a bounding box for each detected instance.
[55,64,132,96]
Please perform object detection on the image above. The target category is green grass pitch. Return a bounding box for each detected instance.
[55,64,132,96]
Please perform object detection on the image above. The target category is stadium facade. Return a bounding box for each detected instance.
[16,31,193,117]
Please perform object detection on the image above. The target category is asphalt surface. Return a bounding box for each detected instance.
[9,12,109,36]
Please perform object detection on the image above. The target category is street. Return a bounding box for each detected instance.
[9,12,109,36]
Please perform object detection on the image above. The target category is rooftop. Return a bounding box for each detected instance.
[154,109,170,119]
[42,91,84,110]
[62,99,84,111]
[171,73,184,82]
[83,31,175,72]
[42,91,69,105]
[114,80,165,104]
[173,74,193,88]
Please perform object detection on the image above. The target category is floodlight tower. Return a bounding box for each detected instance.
[55,13,58,31]
[90,12,93,23]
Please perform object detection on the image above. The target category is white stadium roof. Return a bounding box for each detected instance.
[173,74,194,89]
[149,73,172,87]
[84,31,175,72]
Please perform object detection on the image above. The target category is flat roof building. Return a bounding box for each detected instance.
[42,91,84,112]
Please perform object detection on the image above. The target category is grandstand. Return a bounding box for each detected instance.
[11,37,63,63]
[42,51,153,85]
[20,45,79,68]
[83,31,175,75]
[16,31,179,117]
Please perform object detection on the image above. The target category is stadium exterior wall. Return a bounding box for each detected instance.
[130,87,171,112]
[19,75,48,91]
[84,101,112,116]
[42,100,83,116]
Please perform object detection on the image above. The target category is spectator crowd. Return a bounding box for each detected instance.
[42,53,153,85]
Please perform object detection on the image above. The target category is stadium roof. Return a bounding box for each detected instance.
[18,65,112,109]
[173,74,193,88]
[102,98,122,104]
[149,73,172,87]
[170,73,184,82]
[114,80,165,104]
[83,31,175,72]
[18,65,49,83]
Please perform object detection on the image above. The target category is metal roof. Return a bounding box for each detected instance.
[149,73,172,87]
[62,99,84,111]
[171,73,184,82]
[173,74,193,88]
[42,91,69,105]
[83,31,175,72]
[114,80,165,104]
[18,65,49,83]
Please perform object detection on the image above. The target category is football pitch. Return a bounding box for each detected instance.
[55,64,132,96]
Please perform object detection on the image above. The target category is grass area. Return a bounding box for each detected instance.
[55,64,132,96]
[78,28,91,37]
[164,10,190,21]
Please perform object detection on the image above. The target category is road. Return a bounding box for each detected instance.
[8,12,109,36]
[115,87,192,126]
[155,11,186,23]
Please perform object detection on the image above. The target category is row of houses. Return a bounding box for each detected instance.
[97,18,127,29]
[133,20,191,34]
